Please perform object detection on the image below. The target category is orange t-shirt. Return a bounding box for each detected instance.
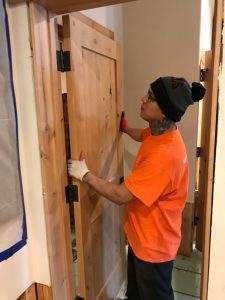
[124,128,189,262]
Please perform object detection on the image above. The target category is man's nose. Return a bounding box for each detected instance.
[141,95,147,103]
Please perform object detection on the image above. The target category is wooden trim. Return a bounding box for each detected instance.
[201,0,224,299]
[36,284,53,300]
[17,284,36,300]
[9,0,136,14]
[29,2,74,299]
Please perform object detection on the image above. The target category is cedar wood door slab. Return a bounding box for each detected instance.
[63,13,126,299]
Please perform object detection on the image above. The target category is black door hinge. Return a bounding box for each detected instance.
[120,176,124,184]
[196,147,201,158]
[200,68,208,82]
[56,46,71,72]
[193,216,200,226]
[65,184,79,203]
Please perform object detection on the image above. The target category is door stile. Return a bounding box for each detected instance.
[29,3,75,299]
[48,14,75,300]
[200,0,224,299]
[62,14,88,299]
[115,43,127,272]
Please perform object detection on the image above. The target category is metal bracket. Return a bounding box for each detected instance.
[193,216,200,226]
[120,176,124,184]
[56,44,71,72]
[196,147,201,158]
[65,184,78,203]
[200,68,208,82]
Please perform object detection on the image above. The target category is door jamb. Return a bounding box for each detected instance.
[200,1,224,299]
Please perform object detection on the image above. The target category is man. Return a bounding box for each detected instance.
[68,76,205,300]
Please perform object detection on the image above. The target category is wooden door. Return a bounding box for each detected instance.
[197,1,223,298]
[195,51,212,251]
[63,14,126,300]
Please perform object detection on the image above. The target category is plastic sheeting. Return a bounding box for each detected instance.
[0,0,27,261]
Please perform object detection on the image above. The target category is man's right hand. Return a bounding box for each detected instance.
[120,112,128,132]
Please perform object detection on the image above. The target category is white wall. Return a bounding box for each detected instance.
[0,3,51,300]
[200,0,215,52]
[123,0,201,203]
[208,5,225,298]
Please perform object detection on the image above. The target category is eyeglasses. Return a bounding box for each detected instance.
[147,90,156,102]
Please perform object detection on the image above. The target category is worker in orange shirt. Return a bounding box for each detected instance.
[68,76,205,300]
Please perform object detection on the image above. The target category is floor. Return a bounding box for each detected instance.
[173,247,201,299]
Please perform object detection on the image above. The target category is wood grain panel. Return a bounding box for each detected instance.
[196,51,212,252]
[64,16,117,59]
[177,203,194,257]
[9,0,136,14]
[36,284,53,300]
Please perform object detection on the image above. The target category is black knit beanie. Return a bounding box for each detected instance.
[151,76,206,122]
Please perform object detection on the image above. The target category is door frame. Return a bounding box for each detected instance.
[199,1,224,299]
[28,0,223,299]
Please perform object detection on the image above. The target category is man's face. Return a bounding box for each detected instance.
[140,89,165,122]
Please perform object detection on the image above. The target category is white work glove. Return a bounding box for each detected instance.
[68,158,90,181]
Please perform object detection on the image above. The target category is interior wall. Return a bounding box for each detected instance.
[123,0,201,204]
[200,0,215,52]
[208,4,225,298]
[0,3,50,300]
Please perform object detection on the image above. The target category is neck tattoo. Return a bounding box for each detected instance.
[150,119,176,136]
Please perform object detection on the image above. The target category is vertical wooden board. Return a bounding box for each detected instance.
[36,284,53,300]
[199,0,223,299]
[63,14,126,300]
[196,51,212,252]
[177,203,194,256]
[29,4,74,299]
[48,15,75,299]
[115,44,126,282]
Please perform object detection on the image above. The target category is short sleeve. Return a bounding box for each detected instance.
[125,161,171,207]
